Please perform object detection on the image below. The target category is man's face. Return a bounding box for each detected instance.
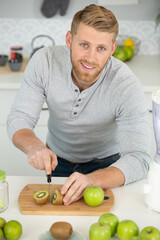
[66,22,117,86]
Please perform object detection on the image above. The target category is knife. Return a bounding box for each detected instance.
[47,174,52,203]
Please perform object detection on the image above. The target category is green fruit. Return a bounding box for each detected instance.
[113,46,127,62]
[83,186,104,207]
[129,236,145,240]
[89,222,111,240]
[4,220,22,240]
[117,219,139,240]
[140,226,160,240]
[123,46,134,60]
[0,228,4,240]
[0,217,6,228]
[33,190,49,205]
[98,213,119,236]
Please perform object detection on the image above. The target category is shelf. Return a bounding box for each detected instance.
[97,0,139,5]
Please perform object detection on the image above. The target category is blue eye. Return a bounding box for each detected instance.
[81,43,88,48]
[98,46,105,51]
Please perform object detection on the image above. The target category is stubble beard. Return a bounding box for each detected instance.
[70,51,105,84]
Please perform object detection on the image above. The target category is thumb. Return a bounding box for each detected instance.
[50,152,58,171]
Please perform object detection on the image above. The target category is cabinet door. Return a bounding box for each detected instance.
[0,88,49,176]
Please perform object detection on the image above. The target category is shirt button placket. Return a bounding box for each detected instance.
[73,88,79,116]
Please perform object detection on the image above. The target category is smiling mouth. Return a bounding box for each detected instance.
[81,62,96,70]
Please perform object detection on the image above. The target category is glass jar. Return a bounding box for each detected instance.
[0,170,9,212]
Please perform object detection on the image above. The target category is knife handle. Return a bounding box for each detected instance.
[47,174,51,183]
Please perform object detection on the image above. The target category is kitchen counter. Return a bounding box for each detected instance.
[0,55,159,91]
[0,176,160,240]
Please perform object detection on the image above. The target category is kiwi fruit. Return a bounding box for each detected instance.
[50,221,73,239]
[52,189,64,205]
[33,190,49,205]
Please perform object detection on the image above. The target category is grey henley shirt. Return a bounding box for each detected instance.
[7,45,151,185]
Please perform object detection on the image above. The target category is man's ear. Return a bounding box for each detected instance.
[111,40,117,56]
[66,31,72,49]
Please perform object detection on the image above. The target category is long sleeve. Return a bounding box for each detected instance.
[110,73,151,185]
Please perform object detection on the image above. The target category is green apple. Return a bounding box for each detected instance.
[113,46,127,62]
[89,222,111,240]
[98,213,119,236]
[122,46,134,60]
[0,228,4,240]
[139,226,160,240]
[129,236,145,240]
[117,219,139,240]
[0,217,6,229]
[83,186,104,207]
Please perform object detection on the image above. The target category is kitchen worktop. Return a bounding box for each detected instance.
[0,55,160,91]
[1,176,160,240]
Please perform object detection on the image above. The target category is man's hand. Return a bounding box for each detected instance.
[28,145,58,174]
[61,167,125,205]
[61,172,95,205]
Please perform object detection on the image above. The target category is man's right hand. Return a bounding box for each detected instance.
[28,145,58,175]
[12,129,57,175]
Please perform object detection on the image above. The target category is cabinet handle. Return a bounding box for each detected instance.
[42,107,48,111]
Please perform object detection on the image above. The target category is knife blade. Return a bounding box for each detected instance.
[47,174,52,203]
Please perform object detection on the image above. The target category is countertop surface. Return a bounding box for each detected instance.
[0,55,160,91]
[1,176,160,240]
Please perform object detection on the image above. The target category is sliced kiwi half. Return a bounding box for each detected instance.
[52,189,64,205]
[33,190,49,205]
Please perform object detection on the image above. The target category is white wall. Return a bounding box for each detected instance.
[0,0,159,21]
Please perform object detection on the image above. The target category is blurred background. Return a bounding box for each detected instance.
[0,0,159,57]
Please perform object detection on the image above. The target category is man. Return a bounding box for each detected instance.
[7,4,151,205]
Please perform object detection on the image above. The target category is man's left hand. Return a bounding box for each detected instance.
[61,172,94,205]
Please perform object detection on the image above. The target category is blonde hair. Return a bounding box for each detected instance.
[71,4,119,42]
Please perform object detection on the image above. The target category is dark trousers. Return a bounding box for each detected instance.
[51,153,120,177]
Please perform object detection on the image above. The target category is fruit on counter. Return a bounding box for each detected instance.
[83,186,104,207]
[52,189,64,205]
[89,222,111,240]
[33,190,49,205]
[50,221,73,239]
[129,236,145,239]
[113,45,133,62]
[3,220,22,240]
[139,226,160,240]
[123,46,134,60]
[123,38,135,50]
[0,218,6,229]
[117,219,139,240]
[0,228,4,240]
[98,212,119,236]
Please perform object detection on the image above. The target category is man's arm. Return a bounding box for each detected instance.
[12,129,57,174]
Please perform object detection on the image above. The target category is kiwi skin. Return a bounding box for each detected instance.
[33,190,49,205]
[50,221,73,239]
[52,189,64,205]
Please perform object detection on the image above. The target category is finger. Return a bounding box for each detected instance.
[43,152,52,175]
[61,172,79,195]
[63,181,80,205]
[28,155,39,169]
[50,152,58,171]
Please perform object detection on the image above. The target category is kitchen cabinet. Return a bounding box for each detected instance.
[0,77,49,176]
[0,55,159,176]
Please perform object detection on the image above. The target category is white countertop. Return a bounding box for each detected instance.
[0,55,160,91]
[1,176,160,240]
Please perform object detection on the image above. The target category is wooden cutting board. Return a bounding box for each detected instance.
[18,184,114,216]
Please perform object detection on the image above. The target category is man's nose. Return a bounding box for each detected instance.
[85,48,96,62]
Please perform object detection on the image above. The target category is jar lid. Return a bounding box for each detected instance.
[0,170,6,181]
[10,46,23,51]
